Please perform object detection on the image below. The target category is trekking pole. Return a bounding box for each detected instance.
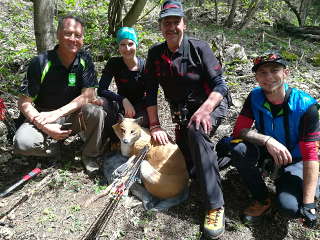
[0,168,41,198]
[0,195,28,220]
[81,145,149,240]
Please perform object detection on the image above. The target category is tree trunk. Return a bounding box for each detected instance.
[299,0,313,26]
[238,0,263,29]
[224,0,239,27]
[197,0,205,6]
[214,0,218,24]
[33,0,56,53]
[108,0,147,35]
[122,0,147,27]
[283,0,302,26]
[108,0,124,35]
[275,20,320,41]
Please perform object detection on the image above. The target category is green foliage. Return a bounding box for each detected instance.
[0,1,35,94]
[311,53,320,66]
[38,208,57,223]
[280,50,299,61]
[59,0,113,61]
[241,0,252,9]
[93,180,107,194]
[70,205,81,212]
[64,0,76,7]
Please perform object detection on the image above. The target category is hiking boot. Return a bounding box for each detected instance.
[203,207,225,239]
[242,198,271,223]
[82,156,99,174]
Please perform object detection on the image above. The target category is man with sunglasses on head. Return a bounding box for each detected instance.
[14,15,106,174]
[143,1,231,238]
[225,53,319,227]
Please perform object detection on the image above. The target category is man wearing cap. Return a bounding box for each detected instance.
[226,53,319,227]
[14,15,106,174]
[144,0,230,238]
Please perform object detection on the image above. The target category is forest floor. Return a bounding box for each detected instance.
[1,2,320,240]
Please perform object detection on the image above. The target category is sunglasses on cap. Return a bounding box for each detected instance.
[252,53,287,72]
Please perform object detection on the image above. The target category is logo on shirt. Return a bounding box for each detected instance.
[68,73,76,86]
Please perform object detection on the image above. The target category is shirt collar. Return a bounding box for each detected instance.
[52,45,81,69]
[164,35,185,56]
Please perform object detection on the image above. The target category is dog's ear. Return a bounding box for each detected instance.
[112,122,119,132]
[134,116,144,126]
[117,113,124,122]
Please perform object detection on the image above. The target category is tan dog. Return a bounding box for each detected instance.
[112,116,189,199]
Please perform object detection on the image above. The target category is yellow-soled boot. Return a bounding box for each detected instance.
[203,207,225,239]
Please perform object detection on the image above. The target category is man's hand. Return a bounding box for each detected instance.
[42,123,72,140]
[188,108,212,135]
[33,110,62,126]
[265,137,292,166]
[122,98,136,118]
[150,127,169,145]
[299,203,317,228]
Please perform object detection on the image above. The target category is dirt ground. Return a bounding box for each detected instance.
[0,73,320,240]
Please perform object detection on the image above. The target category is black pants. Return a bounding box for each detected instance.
[176,97,228,210]
[231,141,320,217]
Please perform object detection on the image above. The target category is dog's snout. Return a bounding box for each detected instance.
[123,139,129,144]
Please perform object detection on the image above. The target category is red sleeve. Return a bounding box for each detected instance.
[299,140,319,161]
[232,115,254,138]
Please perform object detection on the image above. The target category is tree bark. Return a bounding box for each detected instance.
[224,0,239,28]
[214,0,218,24]
[107,0,124,35]
[108,0,147,35]
[197,0,205,6]
[299,0,313,26]
[238,0,263,29]
[283,0,314,27]
[33,0,56,53]
[122,0,147,27]
[283,0,302,26]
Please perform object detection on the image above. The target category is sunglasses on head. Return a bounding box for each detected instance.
[253,53,282,65]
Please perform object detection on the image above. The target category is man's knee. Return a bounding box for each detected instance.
[277,192,299,217]
[81,103,105,119]
[231,142,249,155]
[187,123,206,141]
[14,131,41,156]
[82,103,100,115]
[231,142,258,167]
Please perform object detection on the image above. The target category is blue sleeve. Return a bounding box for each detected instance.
[98,59,123,102]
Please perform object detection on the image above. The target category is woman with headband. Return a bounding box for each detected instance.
[96,27,148,133]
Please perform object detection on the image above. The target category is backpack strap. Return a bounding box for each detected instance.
[283,87,292,150]
[181,36,203,76]
[181,35,189,76]
[40,60,52,83]
[32,52,52,102]
[80,57,86,69]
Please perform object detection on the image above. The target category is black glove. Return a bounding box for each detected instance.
[299,203,317,228]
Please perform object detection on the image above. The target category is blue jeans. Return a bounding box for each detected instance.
[231,141,320,217]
